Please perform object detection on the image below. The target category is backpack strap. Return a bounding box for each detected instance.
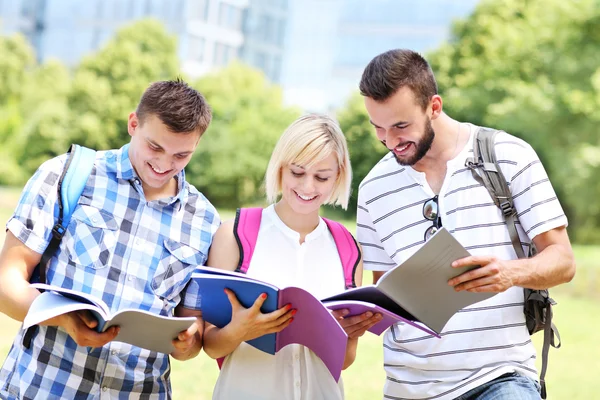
[465,128,556,399]
[233,207,263,274]
[24,144,96,348]
[466,128,525,259]
[323,218,360,289]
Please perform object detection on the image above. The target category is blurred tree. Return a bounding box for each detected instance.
[70,19,180,150]
[0,34,35,104]
[336,93,387,214]
[428,0,600,242]
[188,62,299,208]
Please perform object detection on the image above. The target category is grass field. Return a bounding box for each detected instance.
[0,186,599,399]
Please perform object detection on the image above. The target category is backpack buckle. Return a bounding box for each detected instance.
[499,200,514,216]
[51,223,66,240]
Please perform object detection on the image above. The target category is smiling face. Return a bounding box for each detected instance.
[279,153,339,216]
[365,86,436,167]
[127,112,200,200]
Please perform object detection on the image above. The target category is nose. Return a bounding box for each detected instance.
[385,129,398,149]
[301,176,316,193]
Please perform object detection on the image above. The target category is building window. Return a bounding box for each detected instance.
[190,0,209,21]
[214,42,236,66]
[218,2,242,30]
[188,35,206,62]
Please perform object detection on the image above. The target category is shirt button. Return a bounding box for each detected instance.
[294,354,300,361]
[102,386,108,392]
[127,275,134,281]
[111,350,117,355]
[134,178,140,185]
[295,381,300,388]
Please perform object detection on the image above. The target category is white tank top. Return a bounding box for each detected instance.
[212,205,346,400]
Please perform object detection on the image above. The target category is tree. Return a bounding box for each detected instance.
[336,93,387,214]
[427,0,600,242]
[0,34,35,104]
[69,19,180,150]
[187,62,300,207]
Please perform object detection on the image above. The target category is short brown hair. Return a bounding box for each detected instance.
[359,49,438,110]
[136,78,212,134]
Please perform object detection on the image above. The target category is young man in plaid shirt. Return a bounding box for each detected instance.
[0,79,220,399]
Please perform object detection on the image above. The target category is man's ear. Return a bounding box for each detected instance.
[430,95,443,120]
[128,112,139,137]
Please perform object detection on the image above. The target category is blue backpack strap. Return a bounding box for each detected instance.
[323,218,361,289]
[233,207,263,274]
[24,144,95,348]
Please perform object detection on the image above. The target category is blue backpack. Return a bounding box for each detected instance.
[23,144,96,348]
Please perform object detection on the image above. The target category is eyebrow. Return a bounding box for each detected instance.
[369,120,409,129]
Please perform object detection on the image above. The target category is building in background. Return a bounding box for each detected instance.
[280,0,480,111]
[1,0,479,111]
[0,0,288,83]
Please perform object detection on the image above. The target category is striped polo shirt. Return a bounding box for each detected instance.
[357,124,567,400]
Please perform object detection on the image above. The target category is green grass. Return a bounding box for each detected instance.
[1,185,599,399]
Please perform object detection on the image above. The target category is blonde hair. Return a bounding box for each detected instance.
[265,113,352,209]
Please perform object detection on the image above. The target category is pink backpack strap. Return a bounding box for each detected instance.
[233,207,263,274]
[323,218,361,289]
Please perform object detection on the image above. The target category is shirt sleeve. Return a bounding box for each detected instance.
[356,187,396,272]
[497,135,568,240]
[180,202,221,310]
[6,155,67,254]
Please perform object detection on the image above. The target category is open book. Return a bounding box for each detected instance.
[24,283,197,354]
[322,227,495,336]
[192,267,348,381]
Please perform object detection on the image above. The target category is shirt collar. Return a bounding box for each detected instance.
[115,143,187,210]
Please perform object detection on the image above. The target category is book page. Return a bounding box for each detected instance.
[324,300,438,337]
[376,228,494,334]
[30,283,110,315]
[23,291,107,330]
[106,310,196,354]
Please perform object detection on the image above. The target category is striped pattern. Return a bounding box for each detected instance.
[357,124,567,400]
[0,144,220,399]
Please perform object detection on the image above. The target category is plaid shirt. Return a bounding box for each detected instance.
[0,145,220,400]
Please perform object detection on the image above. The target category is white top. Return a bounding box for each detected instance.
[357,124,567,400]
[213,205,347,400]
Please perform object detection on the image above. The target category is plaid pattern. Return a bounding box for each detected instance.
[0,145,220,399]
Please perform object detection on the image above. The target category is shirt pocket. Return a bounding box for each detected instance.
[64,205,119,269]
[152,238,206,301]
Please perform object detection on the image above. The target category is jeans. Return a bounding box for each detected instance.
[455,373,541,400]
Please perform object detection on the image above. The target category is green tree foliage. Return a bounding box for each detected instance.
[70,19,180,150]
[336,93,387,214]
[428,0,600,242]
[0,34,35,104]
[187,62,300,208]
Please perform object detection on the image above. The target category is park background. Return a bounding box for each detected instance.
[1,0,599,398]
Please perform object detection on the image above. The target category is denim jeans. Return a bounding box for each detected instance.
[455,373,541,400]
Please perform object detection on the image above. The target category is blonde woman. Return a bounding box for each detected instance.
[202,114,382,399]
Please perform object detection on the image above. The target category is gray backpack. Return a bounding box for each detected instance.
[465,127,561,399]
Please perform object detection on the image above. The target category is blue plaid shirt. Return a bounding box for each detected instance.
[0,145,220,399]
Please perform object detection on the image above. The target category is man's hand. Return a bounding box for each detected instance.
[171,315,203,360]
[449,255,517,293]
[331,309,382,339]
[52,310,119,347]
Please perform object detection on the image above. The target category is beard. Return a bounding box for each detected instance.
[387,118,435,166]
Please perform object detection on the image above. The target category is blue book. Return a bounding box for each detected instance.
[192,266,348,381]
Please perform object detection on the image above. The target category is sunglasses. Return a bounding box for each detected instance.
[423,195,442,241]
